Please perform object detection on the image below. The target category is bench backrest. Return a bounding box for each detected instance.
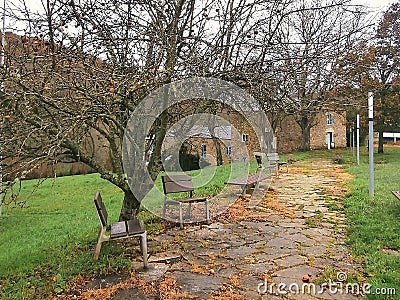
[94,191,108,227]
[267,152,280,163]
[162,174,194,197]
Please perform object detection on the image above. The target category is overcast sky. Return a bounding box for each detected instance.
[358,0,395,9]
[8,0,397,13]
[6,0,398,31]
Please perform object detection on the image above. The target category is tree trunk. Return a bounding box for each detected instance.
[119,189,141,221]
[299,116,311,151]
[378,130,384,154]
[212,137,223,166]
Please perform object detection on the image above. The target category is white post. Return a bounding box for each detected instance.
[350,127,353,152]
[368,92,374,198]
[352,125,356,156]
[357,115,360,165]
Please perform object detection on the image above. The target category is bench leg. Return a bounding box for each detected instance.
[94,240,102,261]
[179,203,183,229]
[205,200,210,223]
[162,201,166,218]
[240,185,246,195]
[186,203,192,219]
[140,232,148,269]
[94,227,107,260]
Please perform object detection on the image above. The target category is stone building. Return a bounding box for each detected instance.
[275,110,347,153]
[160,112,262,169]
[164,109,347,168]
[310,111,347,150]
[4,32,347,177]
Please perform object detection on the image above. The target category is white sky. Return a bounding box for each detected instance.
[9,0,397,13]
[6,0,397,32]
[355,0,397,20]
[356,0,396,10]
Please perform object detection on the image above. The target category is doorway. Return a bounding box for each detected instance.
[327,132,333,150]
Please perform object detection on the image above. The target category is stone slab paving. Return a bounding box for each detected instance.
[85,159,363,299]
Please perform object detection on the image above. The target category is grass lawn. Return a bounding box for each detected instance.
[0,173,129,299]
[344,145,400,299]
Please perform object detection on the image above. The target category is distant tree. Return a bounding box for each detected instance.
[272,0,368,151]
[371,1,400,153]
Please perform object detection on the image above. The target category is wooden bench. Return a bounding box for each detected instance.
[93,192,148,268]
[255,153,273,171]
[162,174,210,229]
[392,191,400,201]
[225,173,270,194]
[255,152,288,174]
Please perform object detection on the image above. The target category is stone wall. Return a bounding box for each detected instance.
[275,115,304,153]
[224,112,262,160]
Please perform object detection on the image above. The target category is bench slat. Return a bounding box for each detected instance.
[267,153,279,161]
[127,219,145,235]
[163,180,194,194]
[162,174,192,183]
[110,221,128,239]
[174,197,207,203]
[392,191,400,201]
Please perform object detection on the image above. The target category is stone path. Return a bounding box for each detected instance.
[75,158,364,300]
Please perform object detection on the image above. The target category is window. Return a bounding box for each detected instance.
[327,114,333,125]
[242,133,249,142]
[226,146,232,156]
[201,144,207,158]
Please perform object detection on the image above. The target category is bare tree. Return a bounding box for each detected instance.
[270,0,369,150]
[1,0,283,219]
[2,0,214,219]
[370,1,400,153]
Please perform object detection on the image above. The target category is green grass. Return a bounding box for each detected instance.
[0,174,132,299]
[344,146,400,299]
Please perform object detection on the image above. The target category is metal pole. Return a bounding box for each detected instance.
[352,125,356,157]
[0,0,5,217]
[368,92,374,197]
[357,115,360,166]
